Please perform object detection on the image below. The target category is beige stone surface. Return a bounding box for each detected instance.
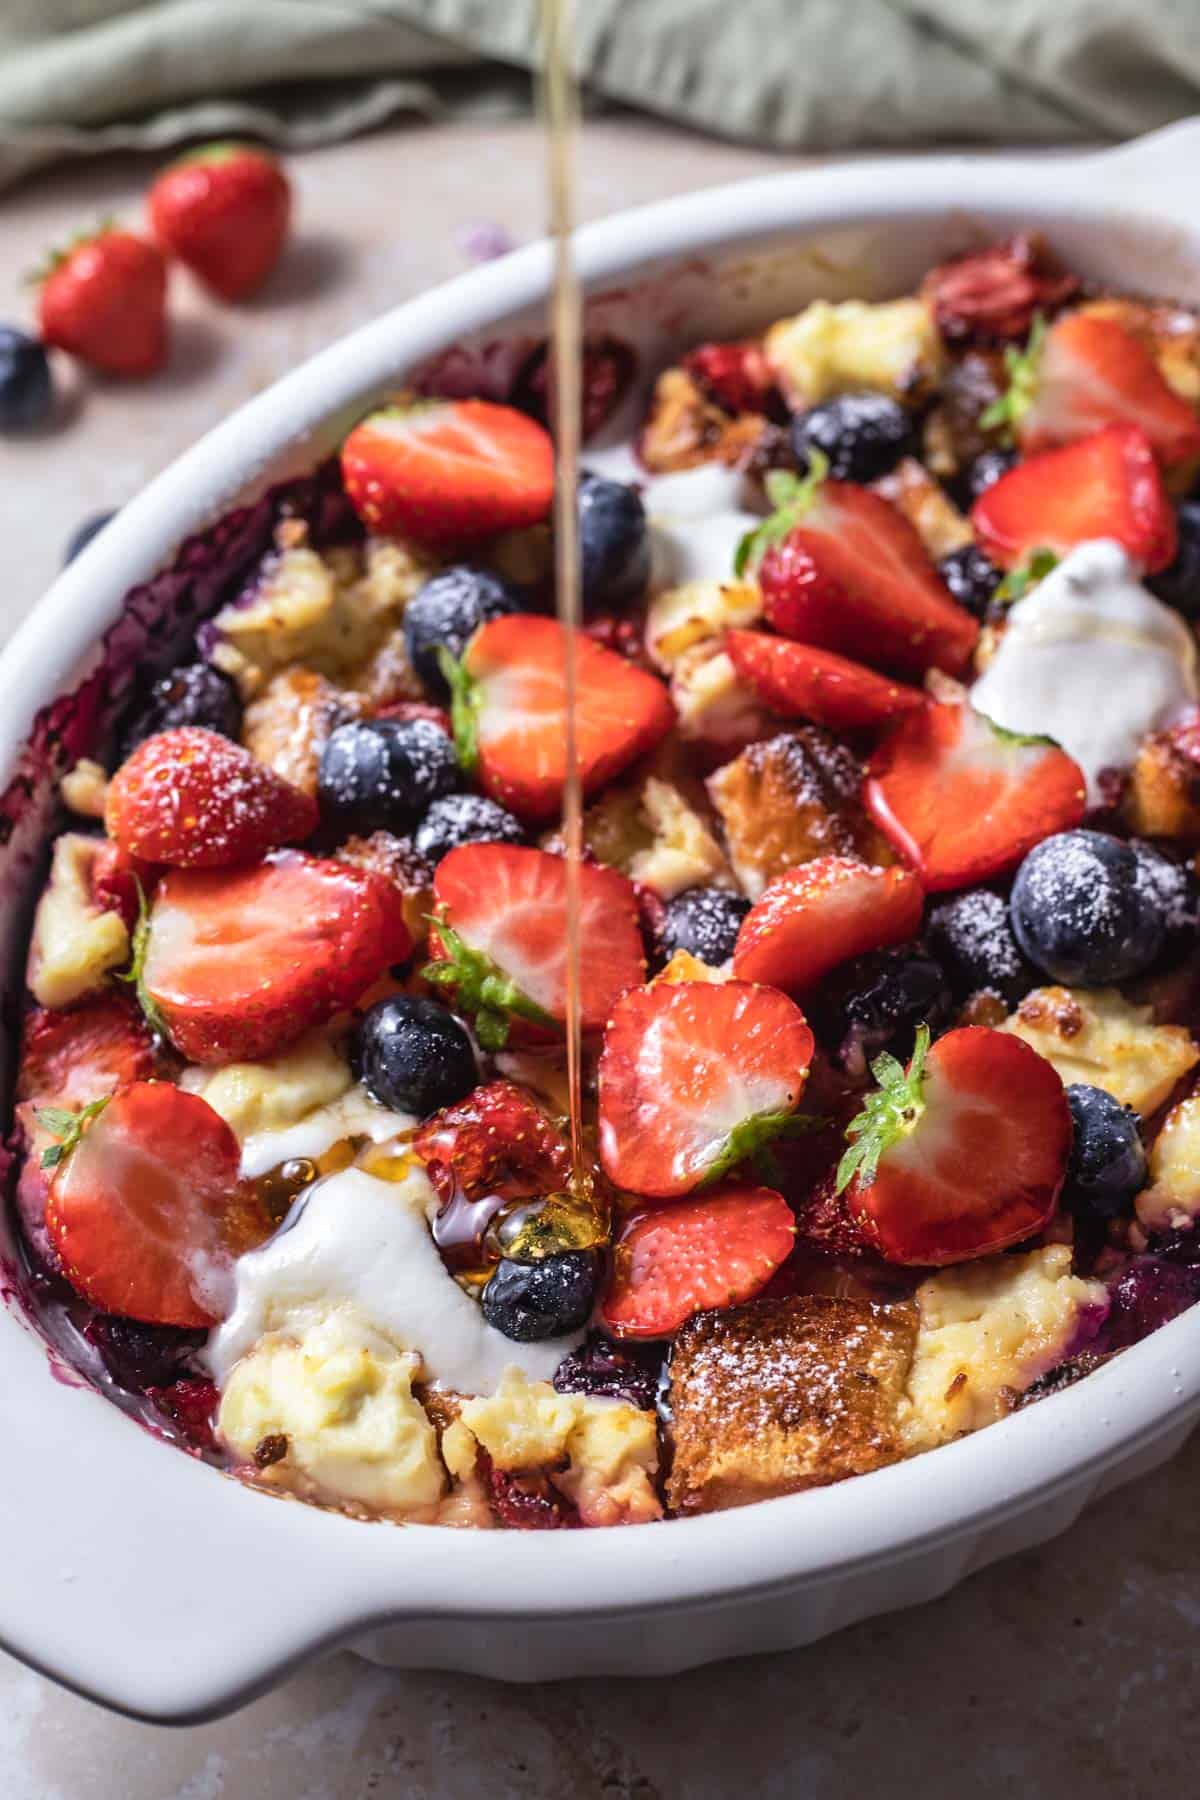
[2,118,1200,1797]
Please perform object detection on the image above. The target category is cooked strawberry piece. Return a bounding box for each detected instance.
[682,339,775,414]
[147,1376,220,1454]
[341,398,555,545]
[837,1025,1070,1265]
[414,1079,573,1209]
[971,424,1177,573]
[106,727,317,868]
[515,334,637,441]
[449,615,675,822]
[45,1082,269,1326]
[426,844,644,1049]
[742,467,978,680]
[732,856,924,993]
[486,1461,578,1530]
[89,839,158,928]
[725,629,925,732]
[600,1185,796,1338]
[598,980,814,1198]
[143,852,410,1063]
[1004,312,1200,468]
[921,234,1079,346]
[865,700,1087,893]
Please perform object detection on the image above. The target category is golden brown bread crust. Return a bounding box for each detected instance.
[1124,729,1200,843]
[706,727,893,899]
[638,367,772,474]
[667,1294,918,1515]
[242,666,365,797]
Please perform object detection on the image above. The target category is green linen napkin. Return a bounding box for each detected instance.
[2,0,1199,191]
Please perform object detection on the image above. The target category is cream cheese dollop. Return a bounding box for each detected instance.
[205,1163,583,1396]
[971,539,1198,801]
[643,462,764,590]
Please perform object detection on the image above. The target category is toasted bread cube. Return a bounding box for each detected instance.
[639,367,771,474]
[1138,1088,1200,1234]
[242,666,365,797]
[1125,727,1200,843]
[871,457,973,562]
[645,579,762,673]
[1003,985,1199,1117]
[667,1295,917,1515]
[764,298,943,409]
[26,833,130,1009]
[1081,296,1200,406]
[707,727,892,898]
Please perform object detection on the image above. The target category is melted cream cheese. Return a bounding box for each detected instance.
[643,462,764,590]
[206,1164,582,1396]
[235,1086,413,1181]
[971,539,1198,800]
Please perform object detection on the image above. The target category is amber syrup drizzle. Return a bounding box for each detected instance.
[540,0,587,1198]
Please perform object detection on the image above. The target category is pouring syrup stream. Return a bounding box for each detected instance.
[540,0,587,1196]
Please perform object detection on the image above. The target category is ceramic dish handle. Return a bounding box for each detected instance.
[1093,116,1200,199]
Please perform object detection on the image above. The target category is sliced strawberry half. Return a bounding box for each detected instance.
[725,629,925,732]
[143,852,411,1064]
[836,1025,1070,1265]
[447,614,675,822]
[600,1185,796,1338]
[44,1082,269,1326]
[598,980,814,1198]
[425,843,645,1050]
[865,699,1086,893]
[341,398,555,545]
[739,464,979,680]
[732,856,924,993]
[971,423,1177,573]
[106,726,317,868]
[990,312,1200,468]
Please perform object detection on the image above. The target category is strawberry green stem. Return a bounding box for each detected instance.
[980,313,1047,438]
[117,876,169,1041]
[421,915,555,1052]
[734,449,830,578]
[437,648,481,776]
[36,1096,111,1169]
[835,1023,932,1195]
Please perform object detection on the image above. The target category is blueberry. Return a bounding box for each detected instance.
[0,328,52,432]
[579,471,650,609]
[404,566,520,694]
[481,1251,599,1342]
[926,888,1037,1008]
[1131,839,1200,954]
[1148,500,1200,617]
[1010,830,1166,986]
[83,1316,205,1394]
[552,1332,659,1410]
[1101,1256,1200,1351]
[957,448,1016,506]
[937,543,1002,620]
[353,995,477,1117]
[114,661,242,764]
[64,509,118,566]
[318,717,459,837]
[660,886,750,966]
[413,792,524,867]
[819,943,953,1073]
[791,392,917,484]
[1063,1084,1146,1220]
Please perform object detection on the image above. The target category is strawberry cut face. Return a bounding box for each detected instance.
[733,856,925,993]
[598,980,815,1199]
[837,1026,1071,1265]
[427,843,645,1048]
[865,700,1087,893]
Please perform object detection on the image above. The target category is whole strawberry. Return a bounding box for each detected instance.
[149,143,291,300]
[36,228,167,376]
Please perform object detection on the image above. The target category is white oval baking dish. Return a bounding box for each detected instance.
[2,121,1200,1724]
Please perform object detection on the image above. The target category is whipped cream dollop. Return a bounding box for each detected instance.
[971,539,1198,801]
[642,462,764,590]
[206,1163,582,1396]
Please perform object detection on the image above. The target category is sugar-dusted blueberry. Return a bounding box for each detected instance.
[1148,500,1200,618]
[481,1251,599,1342]
[353,995,477,1117]
[413,792,525,867]
[404,566,521,694]
[660,885,750,967]
[1131,838,1200,951]
[64,509,118,566]
[1064,1084,1147,1219]
[790,391,917,484]
[552,1331,659,1411]
[821,943,953,1074]
[936,543,1002,620]
[115,660,242,763]
[318,716,459,837]
[1010,829,1166,986]
[926,887,1037,1008]
[578,471,650,610]
[0,327,52,432]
